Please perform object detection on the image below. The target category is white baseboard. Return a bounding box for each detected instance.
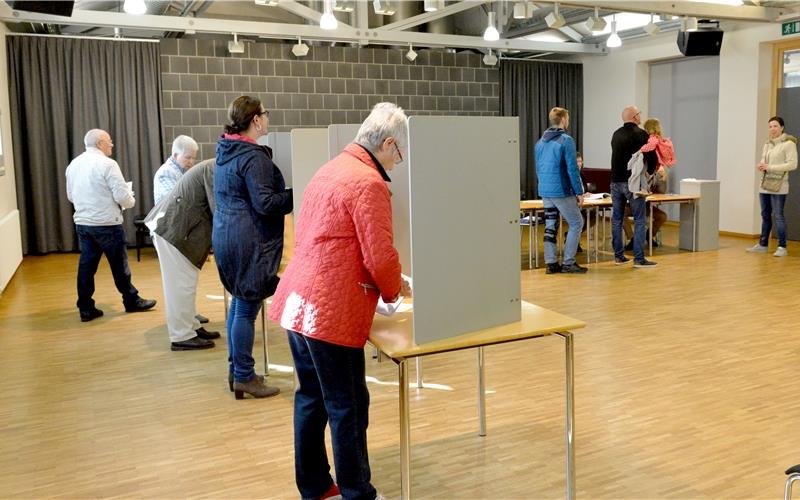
[0,209,23,292]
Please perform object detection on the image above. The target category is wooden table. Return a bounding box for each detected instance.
[370,301,586,499]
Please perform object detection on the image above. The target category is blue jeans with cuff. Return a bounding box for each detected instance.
[611,182,646,262]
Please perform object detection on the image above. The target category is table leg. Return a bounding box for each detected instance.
[477,346,486,437]
[556,332,575,500]
[534,212,539,269]
[399,359,411,500]
[594,207,599,264]
[261,301,269,376]
[693,200,698,252]
[558,214,563,258]
[649,203,654,257]
[528,210,533,270]
[416,357,423,389]
[585,208,590,265]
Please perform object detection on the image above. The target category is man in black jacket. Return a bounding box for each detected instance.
[610,105,658,268]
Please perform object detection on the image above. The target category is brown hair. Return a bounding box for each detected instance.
[643,118,662,136]
[224,95,263,134]
[548,107,569,127]
[769,116,785,128]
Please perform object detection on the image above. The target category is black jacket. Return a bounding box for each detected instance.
[610,123,658,183]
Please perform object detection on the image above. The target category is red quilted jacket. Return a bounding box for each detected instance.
[269,143,402,348]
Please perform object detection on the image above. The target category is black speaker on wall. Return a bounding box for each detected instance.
[8,1,75,17]
[677,29,724,56]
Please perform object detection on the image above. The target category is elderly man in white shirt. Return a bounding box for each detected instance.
[153,135,198,204]
[66,129,157,322]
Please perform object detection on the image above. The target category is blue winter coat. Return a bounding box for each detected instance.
[212,137,293,302]
[534,128,584,198]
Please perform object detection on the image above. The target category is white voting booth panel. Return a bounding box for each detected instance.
[408,116,521,345]
[328,124,360,159]
[259,132,293,187]
[289,129,328,216]
[680,179,720,251]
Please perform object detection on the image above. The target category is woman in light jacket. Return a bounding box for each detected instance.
[213,95,293,399]
[748,116,797,257]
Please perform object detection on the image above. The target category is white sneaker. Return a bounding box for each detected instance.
[746,244,768,253]
[774,246,788,257]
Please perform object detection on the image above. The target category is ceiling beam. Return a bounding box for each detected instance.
[0,5,607,54]
[535,1,784,22]
[558,26,583,42]
[275,0,352,28]
[380,0,489,31]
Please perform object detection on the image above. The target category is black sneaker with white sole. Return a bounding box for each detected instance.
[614,256,631,265]
[561,263,588,274]
[633,259,657,268]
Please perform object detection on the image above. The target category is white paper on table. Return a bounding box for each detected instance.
[376,295,404,317]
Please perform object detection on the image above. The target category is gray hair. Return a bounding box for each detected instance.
[171,135,198,156]
[84,129,107,148]
[354,102,408,153]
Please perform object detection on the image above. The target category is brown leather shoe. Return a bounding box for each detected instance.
[233,376,280,400]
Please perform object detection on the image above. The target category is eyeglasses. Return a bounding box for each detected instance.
[259,110,270,118]
[394,142,404,163]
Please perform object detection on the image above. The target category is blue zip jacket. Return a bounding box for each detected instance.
[534,127,584,198]
[212,137,293,301]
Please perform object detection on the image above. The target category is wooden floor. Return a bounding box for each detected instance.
[1,229,798,499]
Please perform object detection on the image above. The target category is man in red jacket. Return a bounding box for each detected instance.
[270,103,411,500]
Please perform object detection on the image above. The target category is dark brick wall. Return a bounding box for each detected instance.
[159,38,500,159]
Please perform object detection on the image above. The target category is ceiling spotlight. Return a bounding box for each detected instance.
[584,6,606,33]
[658,13,674,22]
[483,11,500,41]
[373,0,395,15]
[332,0,353,12]
[644,14,660,36]
[545,3,566,29]
[513,2,527,19]
[228,33,245,54]
[682,16,698,31]
[123,0,146,15]
[406,44,418,62]
[292,37,309,57]
[254,0,279,5]
[483,49,498,66]
[606,17,621,48]
[320,0,338,30]
[424,0,444,12]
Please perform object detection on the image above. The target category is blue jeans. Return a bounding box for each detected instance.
[542,196,584,266]
[287,331,375,500]
[611,182,646,261]
[759,193,787,247]
[75,224,139,312]
[226,297,262,383]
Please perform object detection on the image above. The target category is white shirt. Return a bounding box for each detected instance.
[66,147,136,226]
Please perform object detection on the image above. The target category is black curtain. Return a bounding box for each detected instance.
[499,59,583,200]
[8,36,163,254]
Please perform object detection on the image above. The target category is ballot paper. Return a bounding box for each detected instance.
[376,296,404,317]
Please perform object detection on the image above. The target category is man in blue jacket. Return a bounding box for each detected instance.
[535,107,587,274]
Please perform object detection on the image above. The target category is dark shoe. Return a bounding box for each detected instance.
[79,307,104,322]
[624,239,634,251]
[233,376,280,399]
[124,297,157,312]
[634,258,658,268]
[195,313,209,324]
[614,256,631,265]
[651,239,659,248]
[560,263,588,274]
[171,336,215,351]
[228,372,265,392]
[195,327,220,340]
[546,263,562,274]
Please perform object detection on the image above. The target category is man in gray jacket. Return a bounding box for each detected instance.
[145,159,220,350]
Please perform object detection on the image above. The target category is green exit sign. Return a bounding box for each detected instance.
[783,21,800,36]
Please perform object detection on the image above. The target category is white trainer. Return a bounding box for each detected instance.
[746,244,768,253]
[774,246,788,257]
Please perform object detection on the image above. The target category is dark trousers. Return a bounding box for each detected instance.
[75,224,139,312]
[287,330,376,500]
[611,182,647,261]
[759,193,788,248]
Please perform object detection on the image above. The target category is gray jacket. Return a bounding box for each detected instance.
[144,158,216,269]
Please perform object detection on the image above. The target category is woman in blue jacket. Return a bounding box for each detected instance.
[213,95,293,399]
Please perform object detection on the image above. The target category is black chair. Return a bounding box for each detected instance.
[133,217,148,261]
